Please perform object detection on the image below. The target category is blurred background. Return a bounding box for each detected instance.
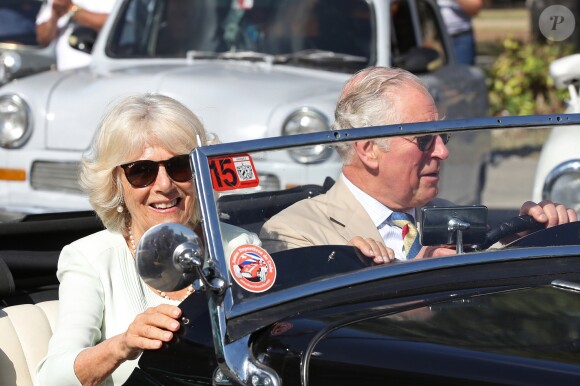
[471,1,578,213]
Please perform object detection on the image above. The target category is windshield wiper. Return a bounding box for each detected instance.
[217,51,277,63]
[275,49,367,64]
[185,50,220,60]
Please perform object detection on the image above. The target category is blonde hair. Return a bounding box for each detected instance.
[333,66,432,164]
[80,93,216,234]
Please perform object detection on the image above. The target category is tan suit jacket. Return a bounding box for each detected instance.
[259,175,450,253]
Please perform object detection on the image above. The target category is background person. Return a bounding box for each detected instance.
[437,0,483,65]
[260,66,576,261]
[0,2,39,45]
[36,0,115,70]
[36,93,260,385]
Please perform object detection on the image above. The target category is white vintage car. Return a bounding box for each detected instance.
[533,53,580,216]
[0,0,488,219]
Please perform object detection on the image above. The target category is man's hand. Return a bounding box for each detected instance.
[519,200,577,228]
[348,236,395,264]
[416,245,455,259]
[52,0,73,18]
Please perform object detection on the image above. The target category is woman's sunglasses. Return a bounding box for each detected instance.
[119,154,192,188]
[409,134,451,152]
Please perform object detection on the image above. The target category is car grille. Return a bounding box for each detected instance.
[30,161,83,193]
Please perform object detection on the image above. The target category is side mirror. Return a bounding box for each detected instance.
[68,26,97,54]
[135,222,226,294]
[135,223,204,292]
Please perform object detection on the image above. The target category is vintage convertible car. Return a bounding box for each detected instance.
[1,115,580,386]
[0,0,488,220]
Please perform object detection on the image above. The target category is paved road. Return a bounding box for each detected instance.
[483,155,538,208]
[482,155,539,226]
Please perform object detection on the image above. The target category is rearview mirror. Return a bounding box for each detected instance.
[420,206,488,253]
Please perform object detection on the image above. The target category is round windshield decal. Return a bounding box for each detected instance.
[229,244,276,293]
[271,322,293,336]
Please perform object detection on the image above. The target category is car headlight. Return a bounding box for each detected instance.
[0,94,32,148]
[543,160,580,216]
[282,108,333,164]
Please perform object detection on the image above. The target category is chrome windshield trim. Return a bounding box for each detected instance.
[190,144,282,386]
[197,114,580,157]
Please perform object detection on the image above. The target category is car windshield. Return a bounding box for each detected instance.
[107,0,374,72]
[188,116,580,325]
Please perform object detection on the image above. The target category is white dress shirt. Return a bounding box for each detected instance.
[342,174,416,261]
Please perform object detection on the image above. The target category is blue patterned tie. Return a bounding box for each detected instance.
[390,212,422,259]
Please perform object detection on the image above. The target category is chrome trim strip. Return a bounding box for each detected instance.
[552,279,580,292]
[542,159,580,200]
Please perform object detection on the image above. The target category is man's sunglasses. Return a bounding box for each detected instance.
[408,134,451,152]
[119,154,192,188]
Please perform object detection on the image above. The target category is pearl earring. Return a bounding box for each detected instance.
[117,205,124,213]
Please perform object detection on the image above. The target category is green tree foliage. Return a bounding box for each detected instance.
[486,39,574,116]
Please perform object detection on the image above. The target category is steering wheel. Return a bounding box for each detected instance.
[474,215,545,251]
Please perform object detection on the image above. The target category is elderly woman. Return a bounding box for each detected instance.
[36,93,260,385]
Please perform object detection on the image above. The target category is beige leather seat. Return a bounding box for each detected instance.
[0,301,59,386]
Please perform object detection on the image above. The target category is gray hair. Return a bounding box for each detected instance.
[79,93,217,234]
[333,67,431,164]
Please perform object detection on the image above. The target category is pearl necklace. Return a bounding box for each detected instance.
[128,227,194,301]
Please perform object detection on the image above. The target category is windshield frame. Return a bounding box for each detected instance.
[191,113,580,319]
[190,113,580,385]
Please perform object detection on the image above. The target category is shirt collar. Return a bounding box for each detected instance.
[341,173,416,228]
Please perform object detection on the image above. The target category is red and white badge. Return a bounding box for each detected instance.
[208,154,259,192]
[229,244,276,293]
[236,0,254,10]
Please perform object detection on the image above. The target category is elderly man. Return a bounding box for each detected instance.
[259,66,577,263]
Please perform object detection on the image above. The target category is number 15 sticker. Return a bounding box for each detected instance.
[208,154,260,191]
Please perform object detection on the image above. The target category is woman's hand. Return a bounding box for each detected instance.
[73,304,184,385]
[119,304,183,360]
[348,236,395,264]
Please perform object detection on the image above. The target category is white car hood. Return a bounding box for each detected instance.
[46,62,345,151]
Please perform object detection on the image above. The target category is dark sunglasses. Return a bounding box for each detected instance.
[408,134,451,152]
[119,154,192,188]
